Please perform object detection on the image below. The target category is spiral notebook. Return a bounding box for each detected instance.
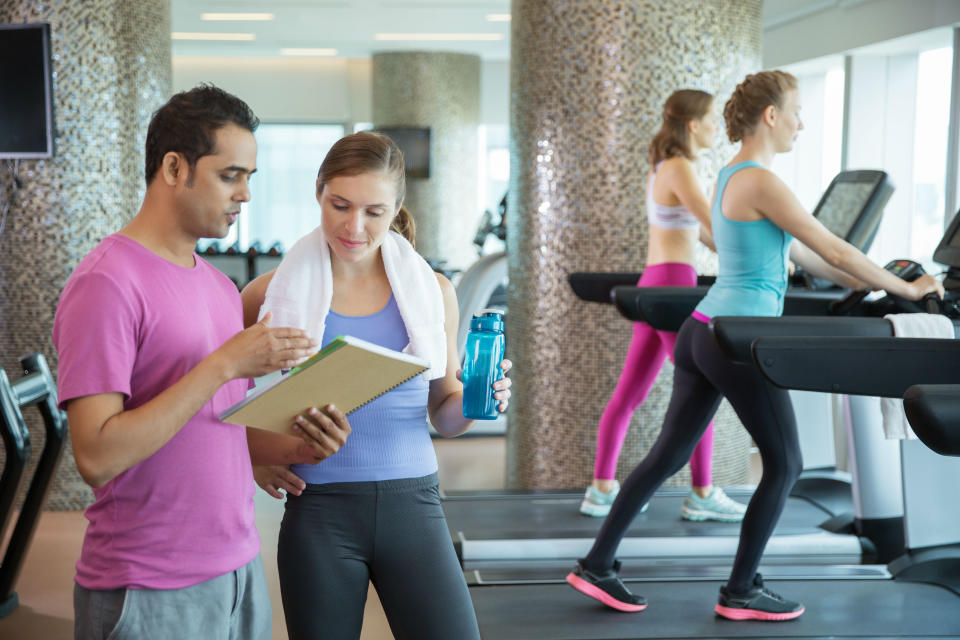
[220,335,429,433]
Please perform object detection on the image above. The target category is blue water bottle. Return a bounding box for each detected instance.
[462,309,506,420]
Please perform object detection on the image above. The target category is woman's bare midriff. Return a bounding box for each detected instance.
[645,224,699,267]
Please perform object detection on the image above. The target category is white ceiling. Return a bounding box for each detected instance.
[171,0,513,60]
[169,0,863,61]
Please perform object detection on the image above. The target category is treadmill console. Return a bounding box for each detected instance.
[800,169,894,290]
[813,169,894,253]
[932,208,960,293]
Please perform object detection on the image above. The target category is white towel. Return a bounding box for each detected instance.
[880,313,954,439]
[260,227,447,380]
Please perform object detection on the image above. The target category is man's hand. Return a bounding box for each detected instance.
[212,311,319,380]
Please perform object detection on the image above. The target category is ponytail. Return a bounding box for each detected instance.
[391,205,416,246]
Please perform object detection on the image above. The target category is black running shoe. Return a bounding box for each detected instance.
[715,573,804,621]
[566,559,647,612]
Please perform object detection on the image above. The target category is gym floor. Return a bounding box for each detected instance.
[0,436,507,640]
[0,436,763,639]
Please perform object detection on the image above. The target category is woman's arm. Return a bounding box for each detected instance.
[748,171,942,300]
[427,274,511,437]
[789,241,867,290]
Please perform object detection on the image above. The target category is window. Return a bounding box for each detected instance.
[216,123,345,254]
[773,57,845,211]
[911,46,953,263]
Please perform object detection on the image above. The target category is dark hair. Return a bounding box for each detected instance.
[317,131,415,245]
[648,90,714,167]
[723,70,798,142]
[144,83,259,186]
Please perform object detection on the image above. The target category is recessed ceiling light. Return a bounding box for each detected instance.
[374,33,504,41]
[280,48,338,57]
[486,14,511,22]
[171,32,256,41]
[201,13,275,21]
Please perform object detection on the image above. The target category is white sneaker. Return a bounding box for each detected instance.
[579,481,648,517]
[681,487,747,522]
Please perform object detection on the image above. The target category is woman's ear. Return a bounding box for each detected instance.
[762,104,777,128]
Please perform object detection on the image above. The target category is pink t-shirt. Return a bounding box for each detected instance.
[53,234,258,590]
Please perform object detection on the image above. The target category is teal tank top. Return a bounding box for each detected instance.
[695,161,793,319]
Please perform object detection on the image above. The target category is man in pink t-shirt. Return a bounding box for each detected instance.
[53,85,351,640]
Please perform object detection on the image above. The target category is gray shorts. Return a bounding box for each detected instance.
[74,553,271,640]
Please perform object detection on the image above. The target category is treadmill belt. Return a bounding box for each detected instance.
[471,579,960,639]
[444,492,830,539]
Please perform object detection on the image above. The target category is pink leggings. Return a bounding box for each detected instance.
[593,262,714,487]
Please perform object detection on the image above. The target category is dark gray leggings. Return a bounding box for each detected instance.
[584,317,803,593]
[277,473,481,640]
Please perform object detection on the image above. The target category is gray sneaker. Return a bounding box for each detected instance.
[681,487,747,522]
[579,481,649,517]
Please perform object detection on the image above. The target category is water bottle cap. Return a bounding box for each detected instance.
[470,309,504,332]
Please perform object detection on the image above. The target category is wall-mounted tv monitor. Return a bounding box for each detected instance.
[0,23,54,159]
[374,126,430,179]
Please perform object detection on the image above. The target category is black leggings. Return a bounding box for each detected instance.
[277,473,480,640]
[584,317,803,592]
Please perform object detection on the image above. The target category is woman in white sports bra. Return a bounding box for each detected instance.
[581,89,748,522]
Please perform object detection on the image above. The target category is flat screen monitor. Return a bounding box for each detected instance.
[374,126,430,179]
[0,23,54,159]
[812,169,893,253]
[933,208,960,269]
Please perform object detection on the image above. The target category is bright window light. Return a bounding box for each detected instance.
[171,32,256,41]
[201,13,275,21]
[486,14,511,22]
[280,48,338,57]
[374,33,504,41]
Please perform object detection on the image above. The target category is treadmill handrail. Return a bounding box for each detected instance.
[710,316,898,364]
[569,272,716,304]
[903,384,960,456]
[613,286,845,332]
[751,336,960,398]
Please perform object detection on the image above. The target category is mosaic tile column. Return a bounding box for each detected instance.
[0,0,171,509]
[508,0,763,488]
[372,52,480,270]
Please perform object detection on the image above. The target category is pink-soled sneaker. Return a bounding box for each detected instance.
[566,559,647,613]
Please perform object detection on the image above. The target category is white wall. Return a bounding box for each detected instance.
[172,56,510,126]
[764,0,960,68]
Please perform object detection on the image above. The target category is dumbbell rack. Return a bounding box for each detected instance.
[0,353,66,618]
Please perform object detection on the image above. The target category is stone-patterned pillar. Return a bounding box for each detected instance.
[0,0,171,509]
[371,52,480,270]
[508,0,763,488]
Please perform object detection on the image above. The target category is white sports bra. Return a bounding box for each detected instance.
[646,164,700,230]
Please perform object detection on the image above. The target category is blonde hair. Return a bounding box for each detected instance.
[317,131,415,245]
[648,89,714,167]
[723,70,798,142]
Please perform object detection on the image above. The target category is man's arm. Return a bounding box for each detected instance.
[67,314,317,488]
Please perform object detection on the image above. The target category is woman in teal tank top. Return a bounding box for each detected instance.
[568,71,942,622]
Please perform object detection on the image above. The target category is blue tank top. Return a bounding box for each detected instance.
[695,161,793,319]
[291,294,437,483]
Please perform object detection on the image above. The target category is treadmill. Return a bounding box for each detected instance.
[466,216,960,640]
[446,170,894,569]
[467,333,960,639]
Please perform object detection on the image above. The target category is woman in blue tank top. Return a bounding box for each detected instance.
[567,71,942,621]
[242,132,512,640]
